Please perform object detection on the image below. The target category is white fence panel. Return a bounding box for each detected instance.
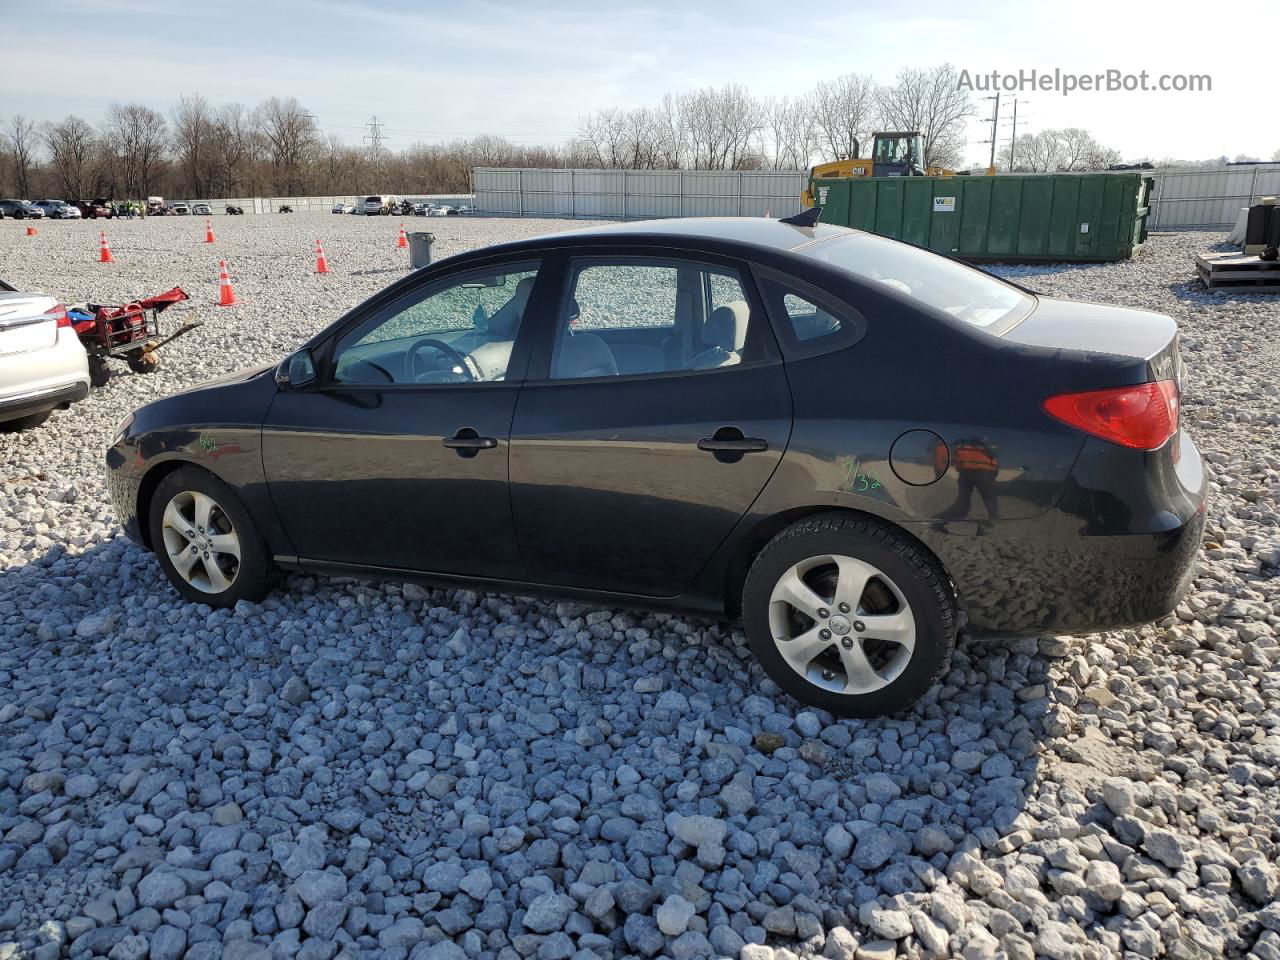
[472,167,806,222]
[1149,164,1280,229]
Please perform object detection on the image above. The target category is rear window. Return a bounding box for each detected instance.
[366,196,382,203]
[804,234,1033,332]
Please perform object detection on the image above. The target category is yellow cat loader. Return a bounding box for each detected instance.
[801,131,952,206]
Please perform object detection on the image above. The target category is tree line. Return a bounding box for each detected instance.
[6,70,1269,202]
[0,67,977,200]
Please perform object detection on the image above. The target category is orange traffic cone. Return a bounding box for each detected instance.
[397,223,408,249]
[216,260,237,306]
[205,219,216,243]
[25,225,37,236]
[315,239,330,274]
[98,231,114,263]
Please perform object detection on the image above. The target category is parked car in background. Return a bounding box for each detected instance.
[332,202,347,214]
[73,199,113,219]
[169,202,191,216]
[105,215,1205,717]
[147,197,166,216]
[225,205,244,215]
[413,203,429,216]
[0,200,45,219]
[33,199,81,219]
[191,203,212,216]
[0,277,90,432]
[362,195,395,215]
[456,205,474,215]
[434,205,454,216]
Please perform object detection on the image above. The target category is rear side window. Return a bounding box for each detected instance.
[758,276,863,355]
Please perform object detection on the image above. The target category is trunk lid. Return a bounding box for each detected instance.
[0,292,59,356]
[1004,296,1181,383]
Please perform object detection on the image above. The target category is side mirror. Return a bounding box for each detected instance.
[276,348,317,388]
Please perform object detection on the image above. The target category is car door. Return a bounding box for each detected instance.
[261,257,552,580]
[509,252,793,597]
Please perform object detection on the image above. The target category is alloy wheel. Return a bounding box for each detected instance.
[767,553,916,695]
[160,490,241,594]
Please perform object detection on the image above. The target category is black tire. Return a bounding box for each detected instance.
[148,466,278,608]
[0,409,51,432]
[742,514,957,718]
[126,350,159,374]
[88,356,111,387]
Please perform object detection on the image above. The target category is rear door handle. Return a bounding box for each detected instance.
[443,427,497,457]
[697,437,769,453]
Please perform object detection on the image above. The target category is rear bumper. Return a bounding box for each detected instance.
[924,431,1207,634]
[0,380,88,423]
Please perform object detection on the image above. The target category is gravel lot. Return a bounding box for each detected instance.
[2,215,1279,960]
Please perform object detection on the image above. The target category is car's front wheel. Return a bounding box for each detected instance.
[148,466,277,608]
[742,514,958,718]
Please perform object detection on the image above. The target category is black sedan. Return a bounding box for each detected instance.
[105,215,1205,716]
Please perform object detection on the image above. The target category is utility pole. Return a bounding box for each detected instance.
[1006,99,1029,170]
[987,92,1000,174]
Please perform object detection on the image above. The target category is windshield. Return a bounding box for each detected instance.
[804,233,1033,332]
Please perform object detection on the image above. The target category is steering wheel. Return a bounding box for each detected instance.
[407,338,475,382]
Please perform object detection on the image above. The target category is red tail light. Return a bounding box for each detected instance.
[1043,380,1179,450]
[45,303,71,328]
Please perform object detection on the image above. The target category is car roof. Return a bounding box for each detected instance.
[546,216,854,251]
[461,217,859,267]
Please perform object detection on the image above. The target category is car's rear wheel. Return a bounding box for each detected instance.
[148,467,277,608]
[742,514,957,718]
[0,410,52,432]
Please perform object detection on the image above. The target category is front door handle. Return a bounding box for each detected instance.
[443,427,497,457]
[698,427,769,463]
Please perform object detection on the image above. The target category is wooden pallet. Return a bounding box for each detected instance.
[1196,252,1280,292]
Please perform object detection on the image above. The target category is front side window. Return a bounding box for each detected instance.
[551,260,762,380]
[333,262,539,385]
[805,234,1033,332]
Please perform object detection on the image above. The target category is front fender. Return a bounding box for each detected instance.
[105,369,295,557]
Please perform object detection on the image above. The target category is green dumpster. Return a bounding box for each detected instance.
[811,172,1153,263]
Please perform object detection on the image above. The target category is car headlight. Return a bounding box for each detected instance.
[112,411,135,446]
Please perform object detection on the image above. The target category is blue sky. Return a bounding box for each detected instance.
[2,0,1270,165]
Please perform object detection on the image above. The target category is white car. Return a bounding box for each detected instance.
[169,203,191,216]
[191,203,212,216]
[362,195,395,215]
[0,280,90,432]
[33,199,82,219]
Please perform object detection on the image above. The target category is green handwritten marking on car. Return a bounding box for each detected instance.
[842,458,882,494]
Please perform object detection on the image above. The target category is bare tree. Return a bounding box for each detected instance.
[682,85,763,170]
[1273,147,1280,162]
[809,74,876,162]
[652,94,687,169]
[172,94,217,196]
[5,115,40,197]
[104,103,168,197]
[1000,128,1120,172]
[761,96,815,169]
[577,108,628,168]
[210,102,255,195]
[253,97,318,194]
[876,64,972,170]
[43,116,97,198]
